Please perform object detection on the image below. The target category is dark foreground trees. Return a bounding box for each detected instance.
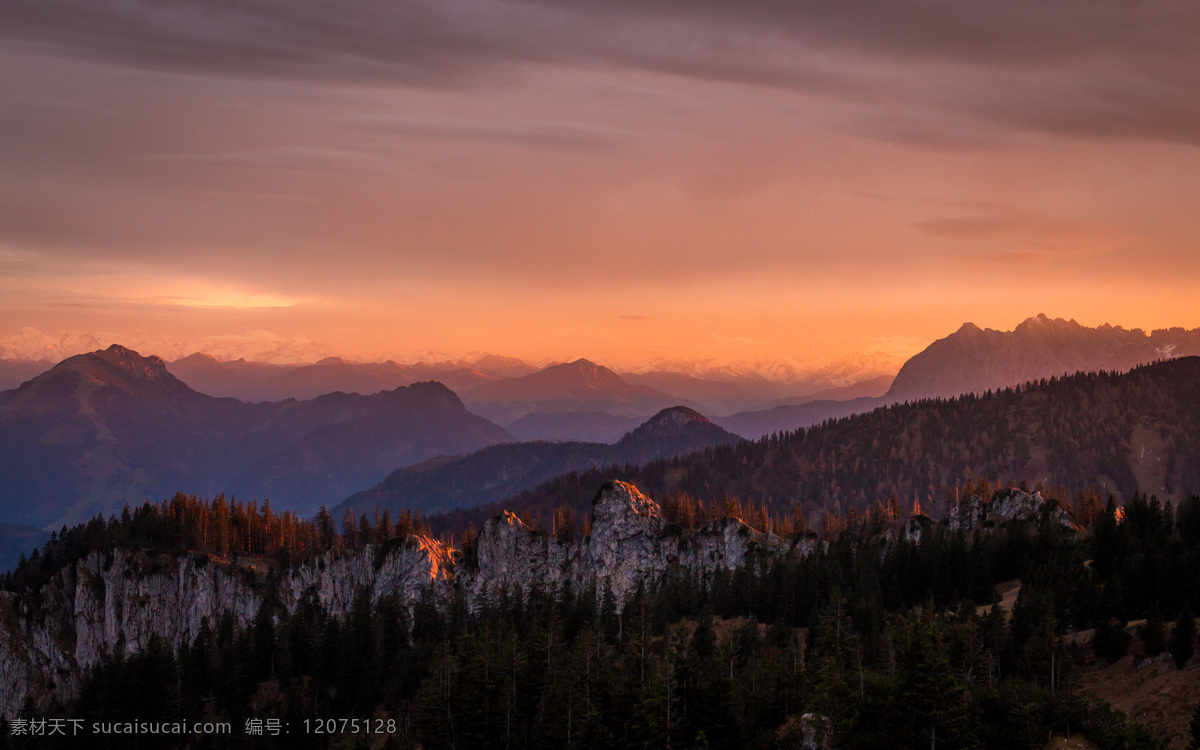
[9,493,1197,750]
[1172,607,1197,670]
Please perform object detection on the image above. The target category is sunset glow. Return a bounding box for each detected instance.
[1,1,1198,366]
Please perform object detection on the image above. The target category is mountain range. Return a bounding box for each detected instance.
[0,346,512,527]
[1,319,1197,746]
[629,350,904,401]
[458,358,684,424]
[712,315,1200,438]
[9,316,1198,419]
[165,353,530,404]
[427,356,1200,537]
[336,406,741,518]
[4,328,899,417]
[162,354,901,439]
[169,354,420,403]
[4,314,1200,532]
[885,314,1200,402]
[0,345,736,531]
[0,326,341,365]
[714,395,883,440]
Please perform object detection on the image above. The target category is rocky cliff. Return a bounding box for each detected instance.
[0,549,262,716]
[946,487,1075,534]
[0,481,801,718]
[465,480,806,607]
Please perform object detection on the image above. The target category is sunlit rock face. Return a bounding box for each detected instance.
[279,535,456,618]
[0,480,801,718]
[571,480,674,604]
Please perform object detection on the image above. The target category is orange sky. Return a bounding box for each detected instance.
[2,1,1199,367]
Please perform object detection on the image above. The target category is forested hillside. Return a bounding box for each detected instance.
[3,488,1199,748]
[3,359,1200,748]
[429,358,1200,536]
[336,406,740,518]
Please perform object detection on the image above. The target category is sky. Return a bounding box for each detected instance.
[1,0,1199,368]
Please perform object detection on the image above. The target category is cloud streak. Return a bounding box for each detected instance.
[3,0,1199,144]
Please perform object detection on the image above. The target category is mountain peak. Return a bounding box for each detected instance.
[33,344,193,400]
[174,352,220,364]
[642,405,711,428]
[467,353,536,378]
[564,358,601,372]
[616,405,740,456]
[100,343,161,362]
[1015,312,1051,331]
[887,316,1200,403]
[89,344,170,378]
[531,358,624,386]
[406,379,459,398]
[1015,314,1083,333]
[591,480,661,520]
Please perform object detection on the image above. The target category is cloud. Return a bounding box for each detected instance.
[44,301,111,309]
[2,0,1199,358]
[913,215,1029,240]
[3,0,1198,144]
[349,115,631,150]
[961,250,1047,266]
[154,147,363,170]
[912,211,1082,242]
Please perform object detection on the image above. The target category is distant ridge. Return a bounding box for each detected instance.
[0,346,512,526]
[462,358,683,424]
[715,396,883,440]
[885,313,1200,402]
[0,327,339,365]
[336,406,741,518]
[0,359,52,391]
[718,315,1200,437]
[427,357,1200,536]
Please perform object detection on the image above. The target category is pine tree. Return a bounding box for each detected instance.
[1171,607,1196,670]
[1187,699,1200,750]
[342,508,357,549]
[1138,606,1167,657]
[315,505,336,551]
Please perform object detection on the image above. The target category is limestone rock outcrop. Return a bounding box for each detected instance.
[464,481,793,607]
[947,488,1075,533]
[0,481,798,717]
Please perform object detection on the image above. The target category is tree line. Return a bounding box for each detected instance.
[4,490,1200,748]
[1,493,432,596]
